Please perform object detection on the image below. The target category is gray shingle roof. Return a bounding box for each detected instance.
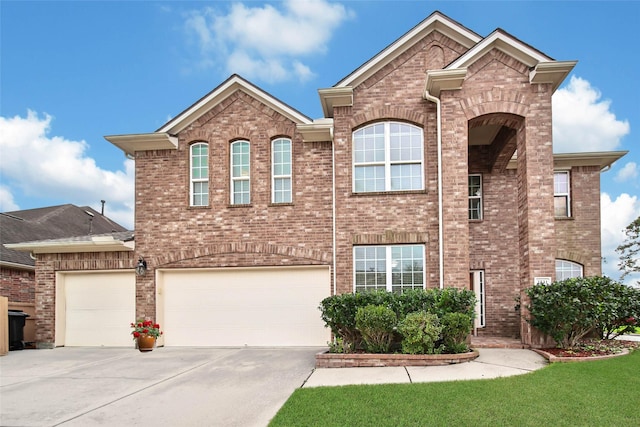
[1,204,129,268]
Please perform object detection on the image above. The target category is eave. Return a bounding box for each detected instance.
[6,235,135,254]
[507,151,628,171]
[0,260,35,271]
[530,61,578,92]
[105,133,178,157]
[297,119,334,142]
[318,87,353,118]
[424,68,468,97]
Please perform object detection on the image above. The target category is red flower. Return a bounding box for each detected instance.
[154,323,160,329]
[133,331,140,338]
[143,328,149,334]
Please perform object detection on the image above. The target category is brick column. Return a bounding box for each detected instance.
[439,96,469,289]
[517,86,556,346]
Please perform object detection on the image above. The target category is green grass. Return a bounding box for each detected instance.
[270,351,640,426]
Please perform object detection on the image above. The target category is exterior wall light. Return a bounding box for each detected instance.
[135,257,147,276]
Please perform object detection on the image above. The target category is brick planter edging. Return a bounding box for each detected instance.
[532,348,630,363]
[315,349,479,368]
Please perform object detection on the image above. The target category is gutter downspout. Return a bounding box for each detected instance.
[332,129,337,296]
[423,87,444,289]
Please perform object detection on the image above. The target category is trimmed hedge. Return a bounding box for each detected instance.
[319,288,476,353]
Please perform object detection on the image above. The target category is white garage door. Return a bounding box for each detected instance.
[60,271,135,346]
[158,266,330,346]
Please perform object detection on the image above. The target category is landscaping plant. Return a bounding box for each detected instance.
[440,312,472,353]
[397,311,442,354]
[525,276,640,348]
[355,304,397,353]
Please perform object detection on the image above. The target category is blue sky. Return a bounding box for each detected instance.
[1,1,638,283]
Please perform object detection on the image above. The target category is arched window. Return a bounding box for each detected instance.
[272,138,292,203]
[190,142,208,206]
[231,141,250,204]
[555,259,583,281]
[353,122,424,192]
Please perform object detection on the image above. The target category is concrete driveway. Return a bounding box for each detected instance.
[0,346,321,427]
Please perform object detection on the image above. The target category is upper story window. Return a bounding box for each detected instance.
[354,244,425,293]
[190,142,209,206]
[555,259,583,281]
[231,141,250,205]
[353,122,424,193]
[554,171,571,217]
[468,174,482,220]
[272,138,292,203]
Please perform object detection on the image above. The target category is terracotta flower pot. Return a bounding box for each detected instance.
[136,334,156,352]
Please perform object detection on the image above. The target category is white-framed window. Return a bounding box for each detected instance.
[470,270,485,328]
[554,171,570,217]
[272,138,292,203]
[468,174,482,220]
[353,245,425,293]
[231,140,250,205]
[353,122,424,192]
[555,259,583,281]
[190,142,209,206]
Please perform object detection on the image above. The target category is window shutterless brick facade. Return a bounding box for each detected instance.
[18,12,625,347]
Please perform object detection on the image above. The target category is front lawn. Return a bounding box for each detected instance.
[270,351,640,426]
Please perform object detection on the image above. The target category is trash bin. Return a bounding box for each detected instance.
[8,310,29,351]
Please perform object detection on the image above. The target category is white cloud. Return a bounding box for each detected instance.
[184,0,352,83]
[614,162,638,183]
[0,111,134,228]
[553,76,630,153]
[601,193,640,285]
[0,185,19,212]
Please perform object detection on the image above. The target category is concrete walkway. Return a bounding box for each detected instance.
[304,348,547,387]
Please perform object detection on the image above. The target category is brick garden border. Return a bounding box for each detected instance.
[316,349,479,368]
[532,348,629,363]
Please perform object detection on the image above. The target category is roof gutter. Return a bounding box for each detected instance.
[423,85,444,289]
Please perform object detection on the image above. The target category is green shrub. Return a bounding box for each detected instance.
[397,311,442,354]
[440,312,472,353]
[355,304,397,353]
[319,288,476,353]
[525,276,640,348]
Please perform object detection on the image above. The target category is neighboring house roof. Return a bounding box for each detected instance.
[1,204,129,269]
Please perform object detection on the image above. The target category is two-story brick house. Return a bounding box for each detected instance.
[13,11,625,348]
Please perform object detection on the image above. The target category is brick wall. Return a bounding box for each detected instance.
[133,91,334,319]
[0,267,34,303]
[555,166,602,275]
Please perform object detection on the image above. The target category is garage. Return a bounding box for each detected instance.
[56,271,135,347]
[157,266,330,347]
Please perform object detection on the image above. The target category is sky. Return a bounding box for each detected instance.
[1,1,638,284]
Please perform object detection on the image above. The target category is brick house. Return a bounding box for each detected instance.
[11,11,625,348]
[1,204,127,346]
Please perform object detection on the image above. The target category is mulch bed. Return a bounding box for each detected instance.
[535,339,639,362]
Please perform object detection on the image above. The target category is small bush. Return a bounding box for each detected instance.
[355,304,397,353]
[397,311,442,354]
[440,312,472,353]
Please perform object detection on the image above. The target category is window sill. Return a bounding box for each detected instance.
[554,216,574,220]
[268,202,294,207]
[188,205,210,209]
[228,203,252,208]
[351,189,427,197]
